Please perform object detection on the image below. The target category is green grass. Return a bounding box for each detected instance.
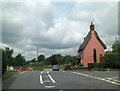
[3,71,18,78]
[93,68,107,71]
[43,66,52,69]
[59,66,64,70]
[32,66,44,71]
[32,65,65,70]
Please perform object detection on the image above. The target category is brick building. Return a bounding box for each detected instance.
[78,22,107,67]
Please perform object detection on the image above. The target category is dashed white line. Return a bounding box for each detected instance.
[40,75,43,84]
[106,78,120,83]
[41,71,43,74]
[47,71,49,74]
[48,74,56,83]
[44,80,51,82]
[71,71,120,85]
[45,86,55,88]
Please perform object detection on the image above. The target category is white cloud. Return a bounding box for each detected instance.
[2,2,118,60]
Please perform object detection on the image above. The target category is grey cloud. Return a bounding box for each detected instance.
[2,2,118,60]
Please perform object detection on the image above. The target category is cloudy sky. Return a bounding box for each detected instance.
[2,1,118,60]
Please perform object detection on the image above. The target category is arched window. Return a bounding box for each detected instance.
[93,49,97,63]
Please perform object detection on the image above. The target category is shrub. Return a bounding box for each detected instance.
[64,65,71,70]
[88,63,94,70]
[71,67,88,70]
[32,66,43,71]
[104,53,120,68]
[93,68,107,71]
[79,64,83,67]
[31,62,44,67]
[88,63,106,70]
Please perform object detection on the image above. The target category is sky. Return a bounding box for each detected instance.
[1,1,118,60]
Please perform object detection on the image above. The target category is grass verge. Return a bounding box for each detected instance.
[3,71,18,78]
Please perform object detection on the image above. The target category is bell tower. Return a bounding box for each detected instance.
[90,22,95,31]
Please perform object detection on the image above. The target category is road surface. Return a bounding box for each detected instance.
[2,70,120,90]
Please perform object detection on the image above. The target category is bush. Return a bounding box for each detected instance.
[64,65,71,70]
[32,66,43,71]
[71,67,88,70]
[88,63,106,70]
[88,63,94,70]
[31,62,44,67]
[79,64,83,67]
[93,68,107,71]
[104,53,120,68]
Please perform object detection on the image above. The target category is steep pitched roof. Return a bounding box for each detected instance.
[78,31,107,52]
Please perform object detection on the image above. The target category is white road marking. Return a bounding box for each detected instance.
[47,71,49,74]
[45,86,55,88]
[40,75,43,84]
[106,78,120,83]
[48,74,56,83]
[44,80,51,82]
[72,71,120,85]
[41,71,43,74]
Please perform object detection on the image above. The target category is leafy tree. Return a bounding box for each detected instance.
[30,58,36,62]
[44,58,50,65]
[5,47,14,66]
[2,49,7,75]
[49,55,58,65]
[14,54,26,66]
[38,55,45,62]
[56,54,63,65]
[112,43,120,53]
[2,47,14,75]
[104,41,120,68]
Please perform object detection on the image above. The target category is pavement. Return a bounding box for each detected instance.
[2,69,120,90]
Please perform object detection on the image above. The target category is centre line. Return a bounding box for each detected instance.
[48,74,56,83]
[45,86,55,88]
[72,71,120,85]
[41,71,43,74]
[40,75,43,84]
[47,71,49,74]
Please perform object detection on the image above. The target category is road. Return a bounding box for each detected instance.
[2,70,120,90]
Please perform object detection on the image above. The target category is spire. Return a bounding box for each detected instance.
[90,22,95,31]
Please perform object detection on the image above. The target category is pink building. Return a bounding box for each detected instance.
[78,22,107,67]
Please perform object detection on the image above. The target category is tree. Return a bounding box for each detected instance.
[49,55,58,65]
[38,55,45,62]
[14,54,26,66]
[56,54,63,65]
[2,47,14,75]
[5,47,14,66]
[30,58,36,62]
[44,58,50,65]
[112,43,120,53]
[2,49,7,75]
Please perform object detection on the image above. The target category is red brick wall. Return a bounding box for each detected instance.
[83,31,105,67]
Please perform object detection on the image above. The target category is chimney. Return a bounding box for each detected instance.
[90,22,95,31]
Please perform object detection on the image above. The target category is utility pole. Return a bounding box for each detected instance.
[37,48,38,62]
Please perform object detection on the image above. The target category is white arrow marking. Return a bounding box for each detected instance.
[48,74,56,83]
[40,75,43,84]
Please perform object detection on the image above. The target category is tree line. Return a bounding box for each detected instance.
[1,47,79,75]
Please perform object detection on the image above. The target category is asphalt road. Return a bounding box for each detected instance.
[2,70,120,90]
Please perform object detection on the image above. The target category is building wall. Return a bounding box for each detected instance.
[78,50,83,64]
[83,31,105,67]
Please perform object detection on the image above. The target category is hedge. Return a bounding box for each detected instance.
[88,63,106,70]
[104,53,120,68]
[64,65,71,70]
